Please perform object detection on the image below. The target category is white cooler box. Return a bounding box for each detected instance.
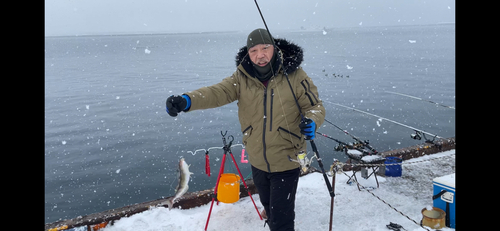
[432,173,455,228]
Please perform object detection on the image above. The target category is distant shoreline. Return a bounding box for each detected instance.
[44,30,242,38]
[44,22,455,38]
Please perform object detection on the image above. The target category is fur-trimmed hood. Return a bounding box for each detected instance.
[235,38,304,76]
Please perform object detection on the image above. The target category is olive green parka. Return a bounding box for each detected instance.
[183,38,325,173]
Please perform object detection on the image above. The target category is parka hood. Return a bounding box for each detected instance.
[235,38,304,76]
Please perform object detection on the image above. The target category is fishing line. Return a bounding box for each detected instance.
[168,175,177,192]
[254,28,296,150]
[323,100,443,139]
[385,91,455,110]
[275,79,297,150]
[251,1,298,155]
[253,0,334,198]
[252,2,298,151]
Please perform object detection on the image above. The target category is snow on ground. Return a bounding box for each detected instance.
[101,150,455,231]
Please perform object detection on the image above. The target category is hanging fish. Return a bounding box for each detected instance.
[163,158,193,210]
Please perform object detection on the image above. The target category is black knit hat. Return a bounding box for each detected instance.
[247,28,274,49]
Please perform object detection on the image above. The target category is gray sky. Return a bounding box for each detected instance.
[45,0,455,36]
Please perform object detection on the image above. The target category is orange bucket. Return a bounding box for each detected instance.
[217,173,240,203]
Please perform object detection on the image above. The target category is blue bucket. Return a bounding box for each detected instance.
[385,157,402,177]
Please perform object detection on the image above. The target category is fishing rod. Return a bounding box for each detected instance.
[325,101,444,143]
[253,0,334,198]
[317,132,362,153]
[324,118,378,154]
[317,132,350,149]
[385,91,455,110]
[317,131,375,155]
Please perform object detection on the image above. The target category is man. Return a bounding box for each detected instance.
[166,28,325,231]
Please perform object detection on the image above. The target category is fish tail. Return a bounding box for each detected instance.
[165,199,173,210]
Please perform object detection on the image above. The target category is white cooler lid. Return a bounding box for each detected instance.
[433,173,455,189]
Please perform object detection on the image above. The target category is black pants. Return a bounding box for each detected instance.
[252,165,300,231]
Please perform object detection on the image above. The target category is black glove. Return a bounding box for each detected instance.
[166,95,190,117]
[299,118,316,140]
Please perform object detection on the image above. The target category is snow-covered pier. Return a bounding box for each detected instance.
[46,138,455,231]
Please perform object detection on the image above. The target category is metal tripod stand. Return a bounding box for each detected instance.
[204,131,262,231]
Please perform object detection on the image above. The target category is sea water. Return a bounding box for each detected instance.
[45,24,455,223]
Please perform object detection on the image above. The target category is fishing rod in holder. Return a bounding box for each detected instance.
[327,101,446,151]
[328,101,443,139]
[410,130,438,145]
[324,118,378,154]
[385,91,455,110]
[317,131,377,158]
[317,132,351,152]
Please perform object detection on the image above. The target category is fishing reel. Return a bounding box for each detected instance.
[329,158,344,175]
[410,131,422,140]
[334,144,347,152]
[288,151,315,173]
[351,141,366,149]
[410,130,438,145]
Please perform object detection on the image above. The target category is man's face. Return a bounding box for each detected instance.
[248,44,274,67]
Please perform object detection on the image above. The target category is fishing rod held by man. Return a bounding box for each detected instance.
[165,27,326,231]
